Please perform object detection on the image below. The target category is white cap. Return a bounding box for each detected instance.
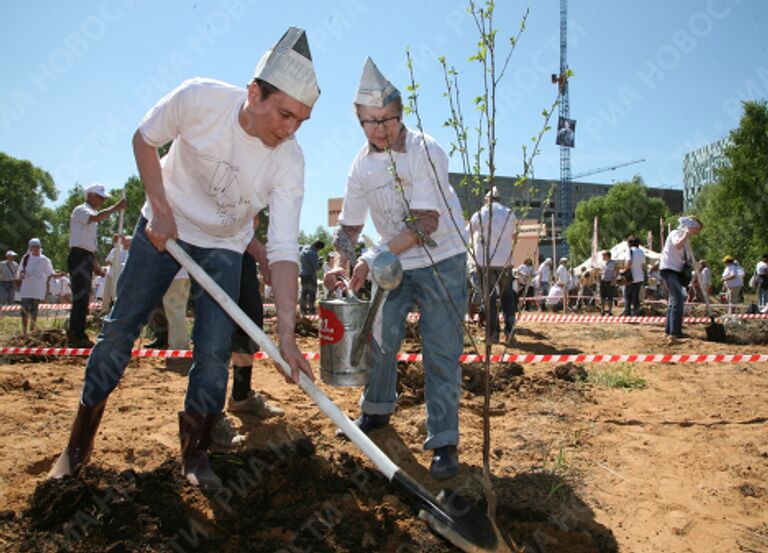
[560,257,568,263]
[484,186,500,201]
[84,183,109,198]
[28,238,41,247]
[5,250,17,257]
[354,57,400,107]
[253,27,320,108]
[678,216,702,230]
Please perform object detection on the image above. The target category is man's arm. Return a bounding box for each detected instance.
[270,260,313,383]
[245,236,271,285]
[87,200,127,224]
[132,130,177,251]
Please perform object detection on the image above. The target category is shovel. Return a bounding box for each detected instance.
[686,244,726,342]
[165,240,509,553]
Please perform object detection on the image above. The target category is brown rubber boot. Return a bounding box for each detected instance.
[178,411,223,491]
[48,400,107,479]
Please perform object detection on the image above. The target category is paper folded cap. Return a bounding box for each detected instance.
[28,238,41,247]
[5,250,17,257]
[560,257,569,263]
[354,57,400,107]
[84,183,109,198]
[678,216,702,230]
[253,27,320,108]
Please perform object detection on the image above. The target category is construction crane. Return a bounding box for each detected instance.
[553,0,571,258]
[571,158,646,181]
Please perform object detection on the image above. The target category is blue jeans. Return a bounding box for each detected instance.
[759,280,768,308]
[81,217,242,413]
[480,267,516,338]
[362,253,467,450]
[660,270,685,336]
[622,282,642,315]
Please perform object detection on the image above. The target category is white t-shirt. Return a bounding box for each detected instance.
[139,78,304,261]
[625,246,645,283]
[106,247,129,267]
[756,260,768,277]
[513,263,534,293]
[467,202,516,267]
[339,127,467,271]
[556,264,570,286]
[660,229,687,272]
[48,275,71,297]
[722,264,743,288]
[17,253,54,300]
[546,283,564,306]
[538,261,551,284]
[69,203,99,252]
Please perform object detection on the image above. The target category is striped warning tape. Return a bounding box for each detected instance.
[1,347,766,363]
[0,302,101,312]
[264,313,768,325]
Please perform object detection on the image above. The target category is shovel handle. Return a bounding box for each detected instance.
[165,239,399,480]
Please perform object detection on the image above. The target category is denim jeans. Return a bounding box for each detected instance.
[479,267,516,338]
[361,252,467,450]
[660,269,685,336]
[81,217,242,413]
[759,279,768,308]
[622,282,642,316]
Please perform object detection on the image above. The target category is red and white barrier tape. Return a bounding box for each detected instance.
[0,302,101,312]
[1,346,767,364]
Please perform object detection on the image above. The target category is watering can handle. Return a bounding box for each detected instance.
[164,239,400,480]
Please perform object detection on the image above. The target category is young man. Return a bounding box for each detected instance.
[49,27,319,491]
[67,184,127,347]
[466,186,518,344]
[599,250,617,315]
[324,58,468,480]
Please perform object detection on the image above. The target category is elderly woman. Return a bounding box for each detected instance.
[324,58,468,480]
[659,216,702,341]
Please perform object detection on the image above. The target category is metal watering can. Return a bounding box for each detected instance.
[319,251,403,386]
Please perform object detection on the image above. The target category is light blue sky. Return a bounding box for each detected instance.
[1,0,766,233]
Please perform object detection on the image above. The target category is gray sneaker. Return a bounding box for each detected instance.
[228,390,284,418]
[210,414,246,449]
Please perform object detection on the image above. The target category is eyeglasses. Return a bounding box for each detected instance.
[359,115,400,130]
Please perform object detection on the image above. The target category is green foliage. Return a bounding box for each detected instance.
[694,100,768,278]
[0,152,58,256]
[588,365,647,389]
[564,176,671,261]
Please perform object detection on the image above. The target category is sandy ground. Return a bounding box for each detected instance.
[0,319,767,552]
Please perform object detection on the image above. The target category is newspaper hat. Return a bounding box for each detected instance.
[28,238,41,247]
[253,27,320,108]
[6,250,17,257]
[354,57,400,107]
[484,186,500,201]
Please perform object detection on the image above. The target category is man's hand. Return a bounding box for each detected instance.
[277,338,314,384]
[145,207,178,252]
[323,267,347,293]
[349,260,370,292]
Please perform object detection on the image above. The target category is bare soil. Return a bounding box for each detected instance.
[0,320,767,552]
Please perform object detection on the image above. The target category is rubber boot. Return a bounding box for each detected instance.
[48,400,107,479]
[179,411,222,491]
[145,330,168,349]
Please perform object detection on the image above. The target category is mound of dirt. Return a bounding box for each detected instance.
[553,363,588,382]
[4,439,436,553]
[295,316,319,337]
[722,319,768,345]
[1,329,70,364]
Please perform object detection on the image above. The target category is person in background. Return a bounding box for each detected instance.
[0,250,19,305]
[513,258,535,311]
[599,250,617,315]
[755,253,768,309]
[101,234,131,313]
[67,183,127,347]
[537,258,552,309]
[545,281,565,311]
[646,262,661,301]
[660,216,702,342]
[16,238,57,333]
[697,260,712,302]
[466,186,518,344]
[622,236,645,316]
[323,57,468,480]
[299,240,324,315]
[722,256,744,308]
[47,273,72,303]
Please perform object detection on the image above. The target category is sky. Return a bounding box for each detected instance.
[1,0,766,234]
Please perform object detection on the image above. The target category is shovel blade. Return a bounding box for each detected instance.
[393,471,508,553]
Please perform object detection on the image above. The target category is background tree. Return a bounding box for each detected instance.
[565,175,671,260]
[694,100,768,283]
[0,152,57,257]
